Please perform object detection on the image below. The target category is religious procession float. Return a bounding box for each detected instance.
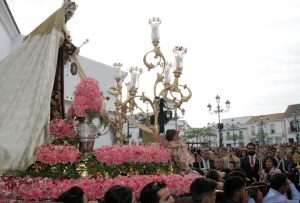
[0,0,196,202]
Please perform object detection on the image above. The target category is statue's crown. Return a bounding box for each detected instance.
[63,0,77,11]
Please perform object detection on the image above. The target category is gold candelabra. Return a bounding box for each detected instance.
[108,17,192,144]
[293,152,300,174]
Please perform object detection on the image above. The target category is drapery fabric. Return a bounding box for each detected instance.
[0,7,65,175]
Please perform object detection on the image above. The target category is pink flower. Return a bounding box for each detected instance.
[0,174,200,200]
[73,77,103,119]
[93,145,171,164]
[37,145,80,165]
[49,119,77,139]
[49,119,66,137]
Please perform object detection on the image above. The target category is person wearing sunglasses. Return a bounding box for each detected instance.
[139,181,175,203]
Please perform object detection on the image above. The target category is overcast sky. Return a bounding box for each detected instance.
[6,0,300,127]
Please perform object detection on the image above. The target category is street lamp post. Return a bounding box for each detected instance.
[256,115,269,145]
[207,95,230,147]
[226,118,240,147]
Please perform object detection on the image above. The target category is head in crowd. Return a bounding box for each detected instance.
[139,182,174,203]
[286,150,293,161]
[240,149,247,158]
[230,167,247,176]
[228,170,247,183]
[246,143,256,156]
[275,148,284,159]
[223,176,246,201]
[165,129,177,141]
[235,147,241,157]
[262,156,277,171]
[214,156,224,170]
[190,178,217,203]
[206,169,221,182]
[56,186,88,203]
[226,147,233,157]
[228,159,237,170]
[202,148,210,160]
[270,147,277,157]
[247,182,269,200]
[104,185,134,203]
[269,173,289,194]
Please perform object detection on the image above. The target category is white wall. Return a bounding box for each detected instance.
[0,23,12,60]
[0,0,20,61]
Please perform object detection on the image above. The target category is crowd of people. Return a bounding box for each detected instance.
[54,129,300,203]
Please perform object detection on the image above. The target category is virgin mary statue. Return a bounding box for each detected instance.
[0,1,78,175]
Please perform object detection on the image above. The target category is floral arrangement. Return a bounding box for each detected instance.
[49,119,77,139]
[70,77,103,121]
[0,174,200,201]
[27,145,178,178]
[93,145,171,164]
[37,145,80,165]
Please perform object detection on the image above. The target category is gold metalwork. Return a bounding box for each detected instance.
[104,171,109,178]
[168,164,174,175]
[76,163,89,177]
[108,19,192,143]
[293,152,300,174]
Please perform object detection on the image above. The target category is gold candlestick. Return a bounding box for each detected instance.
[293,152,300,173]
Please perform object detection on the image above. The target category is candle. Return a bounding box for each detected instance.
[129,67,142,89]
[173,46,187,72]
[163,62,172,84]
[149,17,161,42]
[113,62,122,78]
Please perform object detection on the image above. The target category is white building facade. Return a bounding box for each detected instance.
[221,116,252,147]
[247,113,285,145]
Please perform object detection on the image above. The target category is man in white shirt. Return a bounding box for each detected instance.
[263,173,300,203]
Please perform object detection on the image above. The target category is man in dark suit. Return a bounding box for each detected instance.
[240,143,260,182]
[199,148,215,169]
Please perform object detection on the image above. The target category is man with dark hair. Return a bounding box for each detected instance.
[262,173,300,203]
[220,176,248,203]
[56,186,88,203]
[240,142,259,182]
[104,185,133,203]
[139,181,175,203]
[190,178,217,203]
[165,129,177,141]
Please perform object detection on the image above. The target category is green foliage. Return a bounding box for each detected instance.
[76,110,109,128]
[99,114,109,127]
[25,153,180,178]
[237,134,244,140]
[226,134,244,141]
[26,162,80,179]
[184,128,217,139]
[51,137,80,146]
